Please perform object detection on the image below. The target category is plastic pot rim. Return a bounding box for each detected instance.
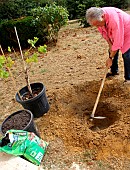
[1,109,33,135]
[16,82,45,103]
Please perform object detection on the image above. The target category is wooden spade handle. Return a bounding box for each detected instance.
[91,67,108,118]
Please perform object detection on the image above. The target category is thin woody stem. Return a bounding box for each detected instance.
[14,26,33,96]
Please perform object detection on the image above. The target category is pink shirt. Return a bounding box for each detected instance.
[98,7,130,54]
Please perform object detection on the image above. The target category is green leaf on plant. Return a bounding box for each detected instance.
[0,70,9,78]
[6,57,14,68]
[0,63,3,69]
[8,46,11,52]
[26,53,38,63]
[0,55,6,64]
[28,37,39,48]
[3,71,9,78]
[25,51,29,56]
[38,45,47,53]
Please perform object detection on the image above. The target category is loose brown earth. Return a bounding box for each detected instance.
[0,22,130,170]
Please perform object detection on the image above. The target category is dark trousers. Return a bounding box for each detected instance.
[110,50,119,74]
[110,49,130,80]
[122,48,130,80]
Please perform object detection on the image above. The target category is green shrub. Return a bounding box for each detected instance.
[66,0,129,24]
[0,3,69,49]
[31,3,69,42]
[0,16,40,48]
[103,0,128,9]
[76,0,105,27]
[0,0,38,22]
[0,0,67,23]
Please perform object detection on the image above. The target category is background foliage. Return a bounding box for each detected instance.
[0,2,69,48]
[0,0,129,48]
[0,0,129,21]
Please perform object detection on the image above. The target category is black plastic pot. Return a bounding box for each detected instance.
[1,109,40,137]
[15,82,50,118]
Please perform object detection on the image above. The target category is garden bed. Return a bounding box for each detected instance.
[0,22,130,169]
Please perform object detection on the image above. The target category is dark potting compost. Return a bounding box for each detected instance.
[22,88,42,100]
[1,110,30,134]
[1,110,40,137]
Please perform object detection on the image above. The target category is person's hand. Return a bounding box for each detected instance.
[106,57,113,68]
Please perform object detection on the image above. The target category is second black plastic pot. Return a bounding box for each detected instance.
[1,109,40,137]
[15,82,50,118]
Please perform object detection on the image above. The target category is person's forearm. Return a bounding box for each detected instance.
[109,50,118,59]
[106,39,118,59]
[107,39,112,50]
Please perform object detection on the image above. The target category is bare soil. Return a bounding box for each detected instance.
[0,22,130,170]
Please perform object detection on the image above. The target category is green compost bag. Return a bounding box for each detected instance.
[0,129,48,165]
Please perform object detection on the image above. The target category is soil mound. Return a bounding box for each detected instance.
[37,79,130,161]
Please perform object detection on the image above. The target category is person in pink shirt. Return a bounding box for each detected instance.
[86,7,130,83]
